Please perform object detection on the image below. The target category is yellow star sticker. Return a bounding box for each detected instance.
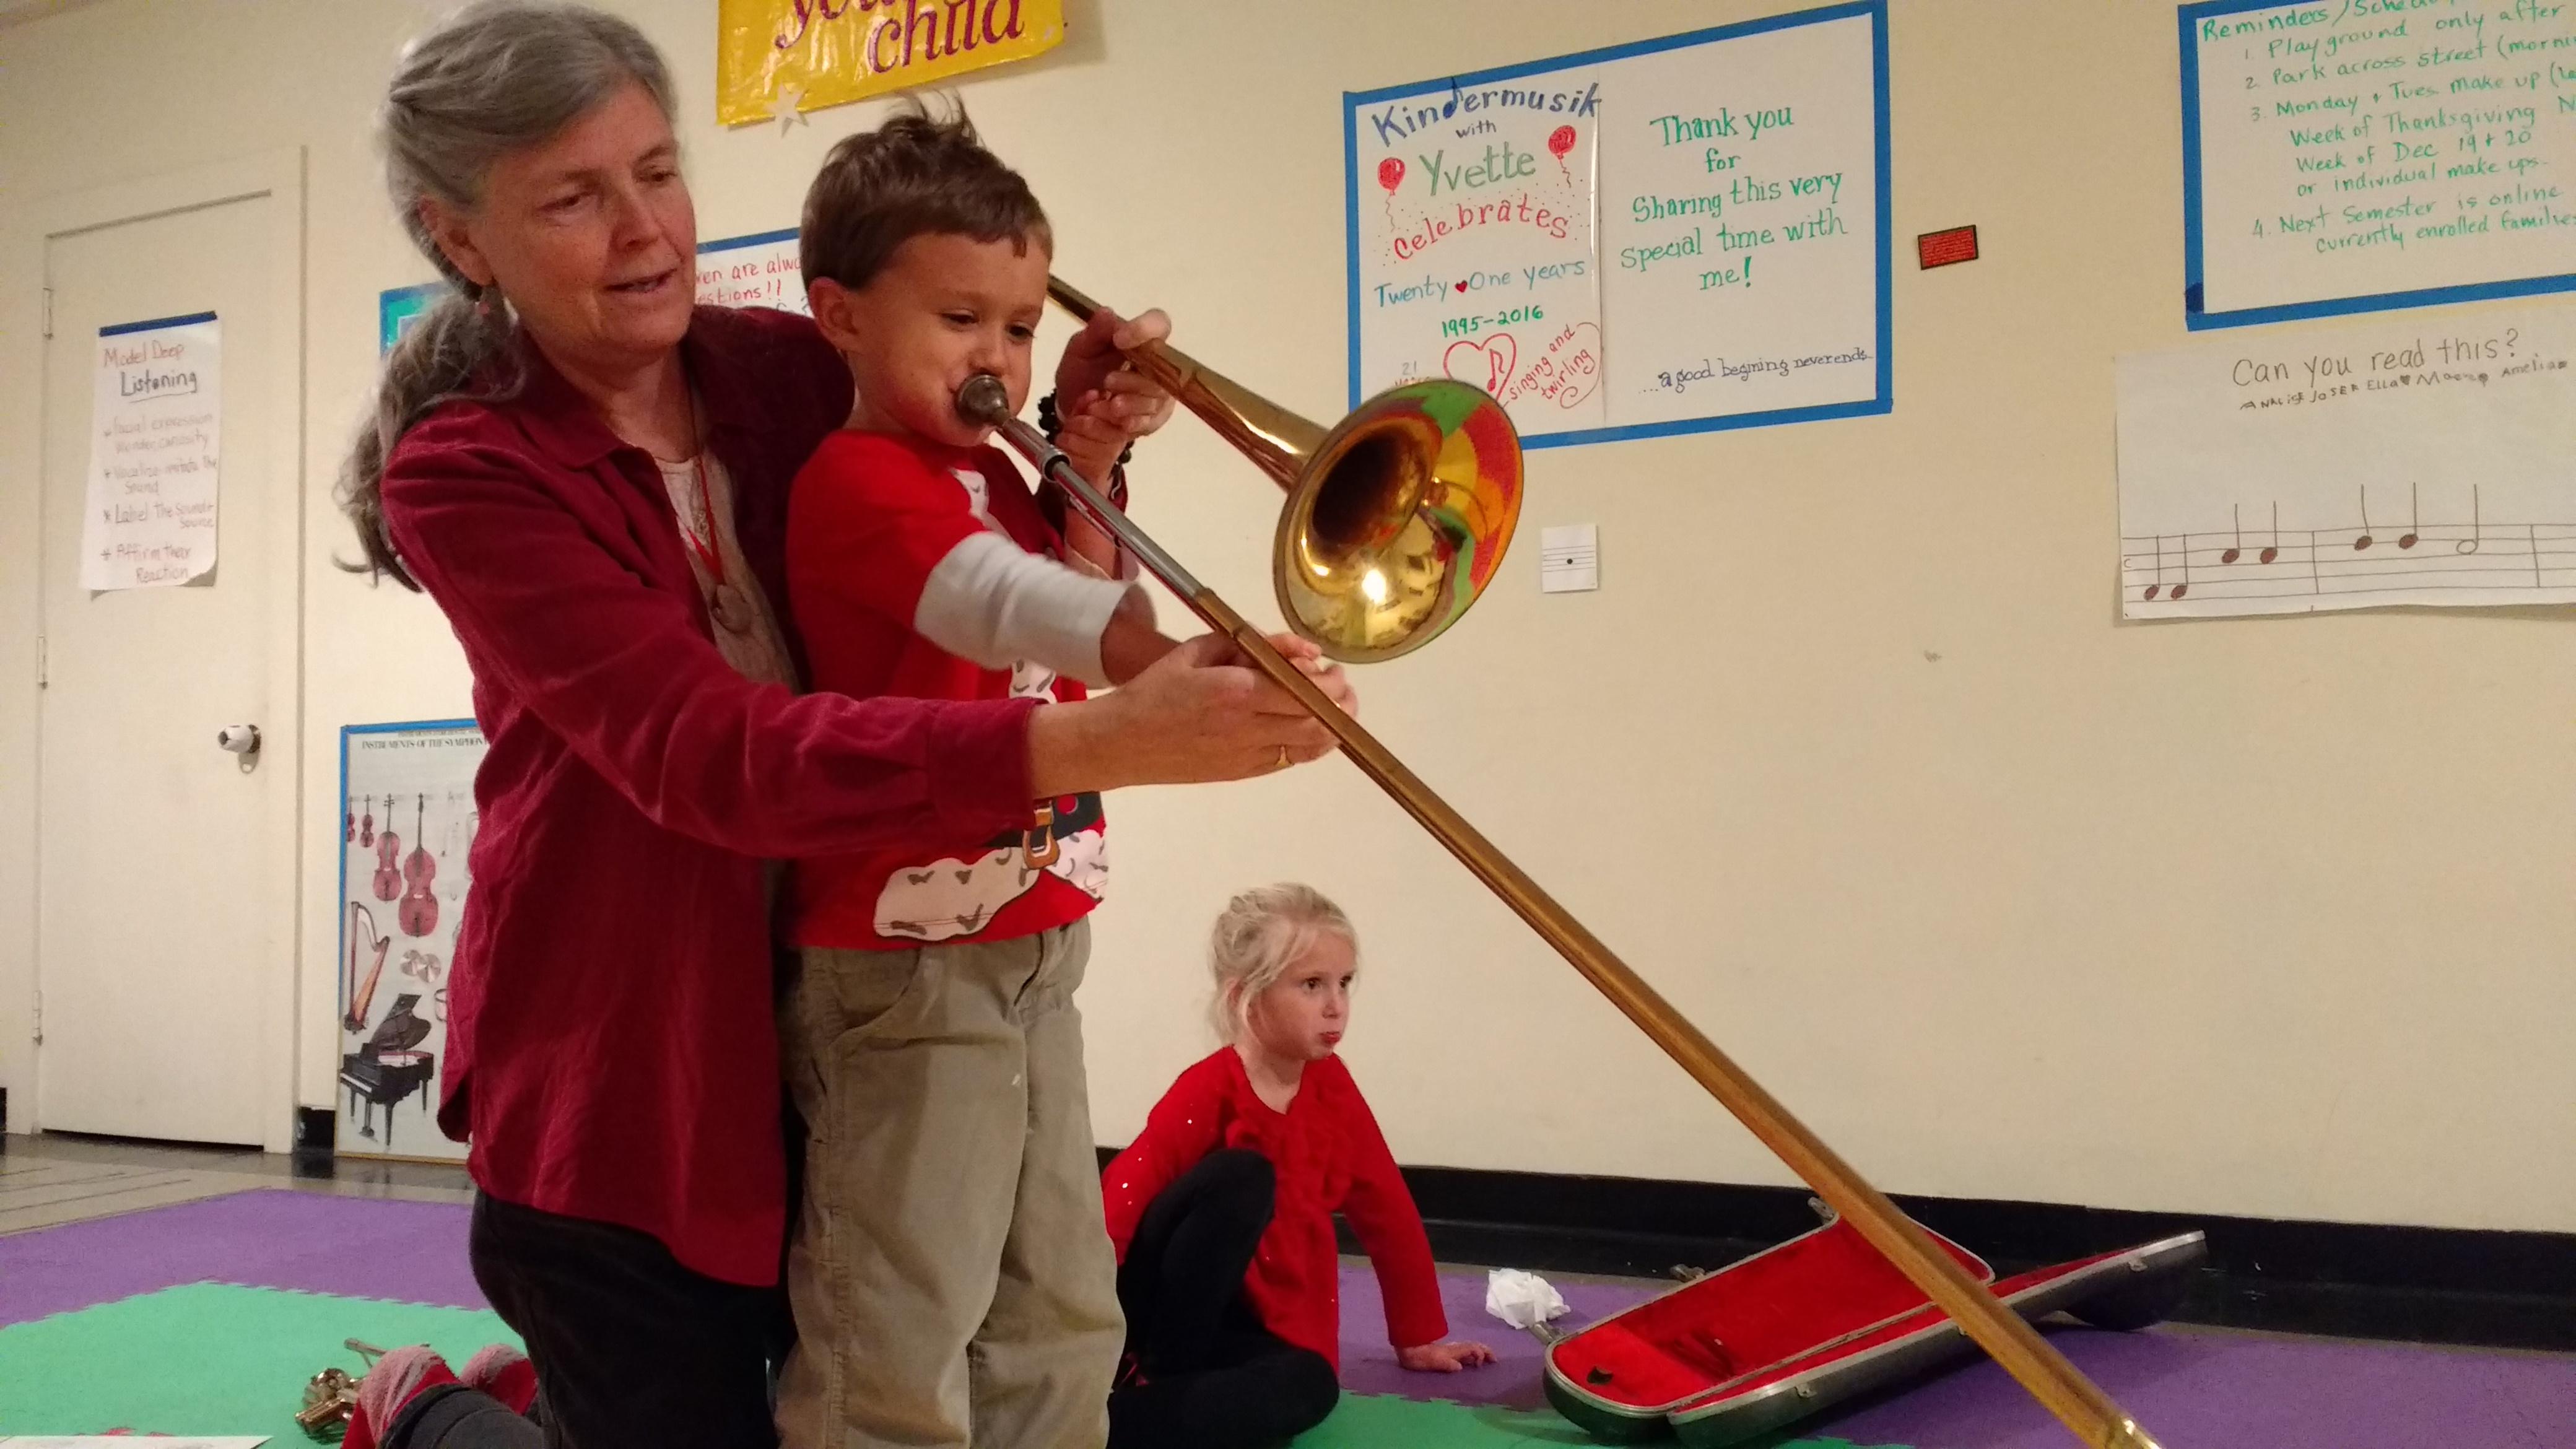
[768,83,809,135]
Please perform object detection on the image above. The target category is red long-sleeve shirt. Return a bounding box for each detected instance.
[381,306,1043,1286]
[1102,1048,1449,1370]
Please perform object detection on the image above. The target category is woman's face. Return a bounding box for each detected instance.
[423,80,697,376]
[1247,933,1355,1064]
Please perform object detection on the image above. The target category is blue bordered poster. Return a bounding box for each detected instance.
[2179,0,2576,331]
[336,718,484,1161]
[374,227,811,356]
[377,282,445,355]
[1344,0,1891,450]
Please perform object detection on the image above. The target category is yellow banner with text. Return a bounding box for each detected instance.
[718,0,1066,127]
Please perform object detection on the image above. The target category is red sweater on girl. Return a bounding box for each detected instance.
[1102,1047,1449,1370]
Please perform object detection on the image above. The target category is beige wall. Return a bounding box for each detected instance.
[3,0,2569,1232]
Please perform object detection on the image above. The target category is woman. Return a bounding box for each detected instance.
[335,4,1352,1446]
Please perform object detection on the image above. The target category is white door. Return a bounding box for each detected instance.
[37,186,292,1146]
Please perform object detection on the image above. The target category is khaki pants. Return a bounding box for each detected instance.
[777,921,1124,1449]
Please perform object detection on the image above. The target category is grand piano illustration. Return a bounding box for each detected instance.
[340,904,436,1149]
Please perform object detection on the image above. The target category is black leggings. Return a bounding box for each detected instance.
[387,1193,788,1449]
[1108,1149,1340,1449]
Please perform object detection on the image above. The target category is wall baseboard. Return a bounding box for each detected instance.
[1098,1149,2576,1351]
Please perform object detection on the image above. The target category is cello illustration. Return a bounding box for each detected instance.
[400,794,440,937]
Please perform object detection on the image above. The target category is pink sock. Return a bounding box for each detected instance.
[345,1345,458,1449]
[459,1342,540,1416]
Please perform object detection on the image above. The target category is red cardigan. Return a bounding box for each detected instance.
[1102,1048,1450,1370]
[381,307,1042,1286]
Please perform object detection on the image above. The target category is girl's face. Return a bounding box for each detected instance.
[1247,933,1355,1063]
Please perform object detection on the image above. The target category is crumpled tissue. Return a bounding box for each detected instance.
[1484,1266,1569,1331]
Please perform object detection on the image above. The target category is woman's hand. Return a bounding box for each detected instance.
[1397,1341,1497,1373]
[1026,632,1349,794]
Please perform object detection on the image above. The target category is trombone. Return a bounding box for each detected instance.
[961,277,2161,1449]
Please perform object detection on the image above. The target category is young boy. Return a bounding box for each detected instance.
[773,106,1184,1449]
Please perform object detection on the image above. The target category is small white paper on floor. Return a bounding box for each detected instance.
[1484,1266,1569,1329]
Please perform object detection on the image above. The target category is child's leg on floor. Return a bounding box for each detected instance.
[1105,1146,1339,1449]
[1107,1330,1339,1449]
[1117,1147,1276,1375]
[967,919,1127,1448]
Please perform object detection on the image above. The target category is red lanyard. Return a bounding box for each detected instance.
[680,455,727,587]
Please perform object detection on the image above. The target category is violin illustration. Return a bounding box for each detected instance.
[372,794,402,903]
[345,808,355,844]
[344,902,393,1034]
[400,794,440,937]
[359,799,375,848]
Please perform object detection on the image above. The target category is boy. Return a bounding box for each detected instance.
[774,105,1179,1449]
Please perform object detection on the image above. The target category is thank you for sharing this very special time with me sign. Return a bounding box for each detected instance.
[1346,1,1891,450]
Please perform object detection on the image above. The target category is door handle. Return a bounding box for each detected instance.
[216,723,261,770]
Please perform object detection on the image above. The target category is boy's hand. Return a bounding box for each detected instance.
[1055,307,1177,459]
[1054,381,1167,485]
[1396,1341,1497,1373]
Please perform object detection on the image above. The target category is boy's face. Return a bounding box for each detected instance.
[813,230,1050,448]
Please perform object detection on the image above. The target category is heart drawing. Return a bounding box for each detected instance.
[1442,333,1518,396]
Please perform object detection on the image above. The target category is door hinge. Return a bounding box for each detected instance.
[35,636,46,690]
[40,287,53,341]
[30,990,40,1045]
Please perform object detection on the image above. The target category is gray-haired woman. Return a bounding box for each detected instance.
[334,4,1352,1446]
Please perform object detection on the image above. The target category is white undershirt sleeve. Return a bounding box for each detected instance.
[913,531,1142,687]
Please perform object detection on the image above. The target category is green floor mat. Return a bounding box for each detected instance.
[0,1283,520,1435]
[0,1284,1904,1448]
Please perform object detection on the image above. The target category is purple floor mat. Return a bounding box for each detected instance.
[1336,1266,1650,1408]
[7,1188,2571,1449]
[0,1188,485,1326]
[1824,1323,2576,1449]
[1350,1270,2575,1449]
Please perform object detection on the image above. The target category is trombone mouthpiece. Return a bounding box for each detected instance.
[955,374,1012,427]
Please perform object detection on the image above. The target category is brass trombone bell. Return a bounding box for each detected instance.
[1045,277,1522,663]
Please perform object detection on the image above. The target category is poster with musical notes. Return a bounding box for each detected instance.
[2117,302,2576,619]
[1344,0,1890,450]
[336,721,485,1162]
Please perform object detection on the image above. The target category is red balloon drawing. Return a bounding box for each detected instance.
[1378,157,1405,193]
[1547,125,1577,159]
